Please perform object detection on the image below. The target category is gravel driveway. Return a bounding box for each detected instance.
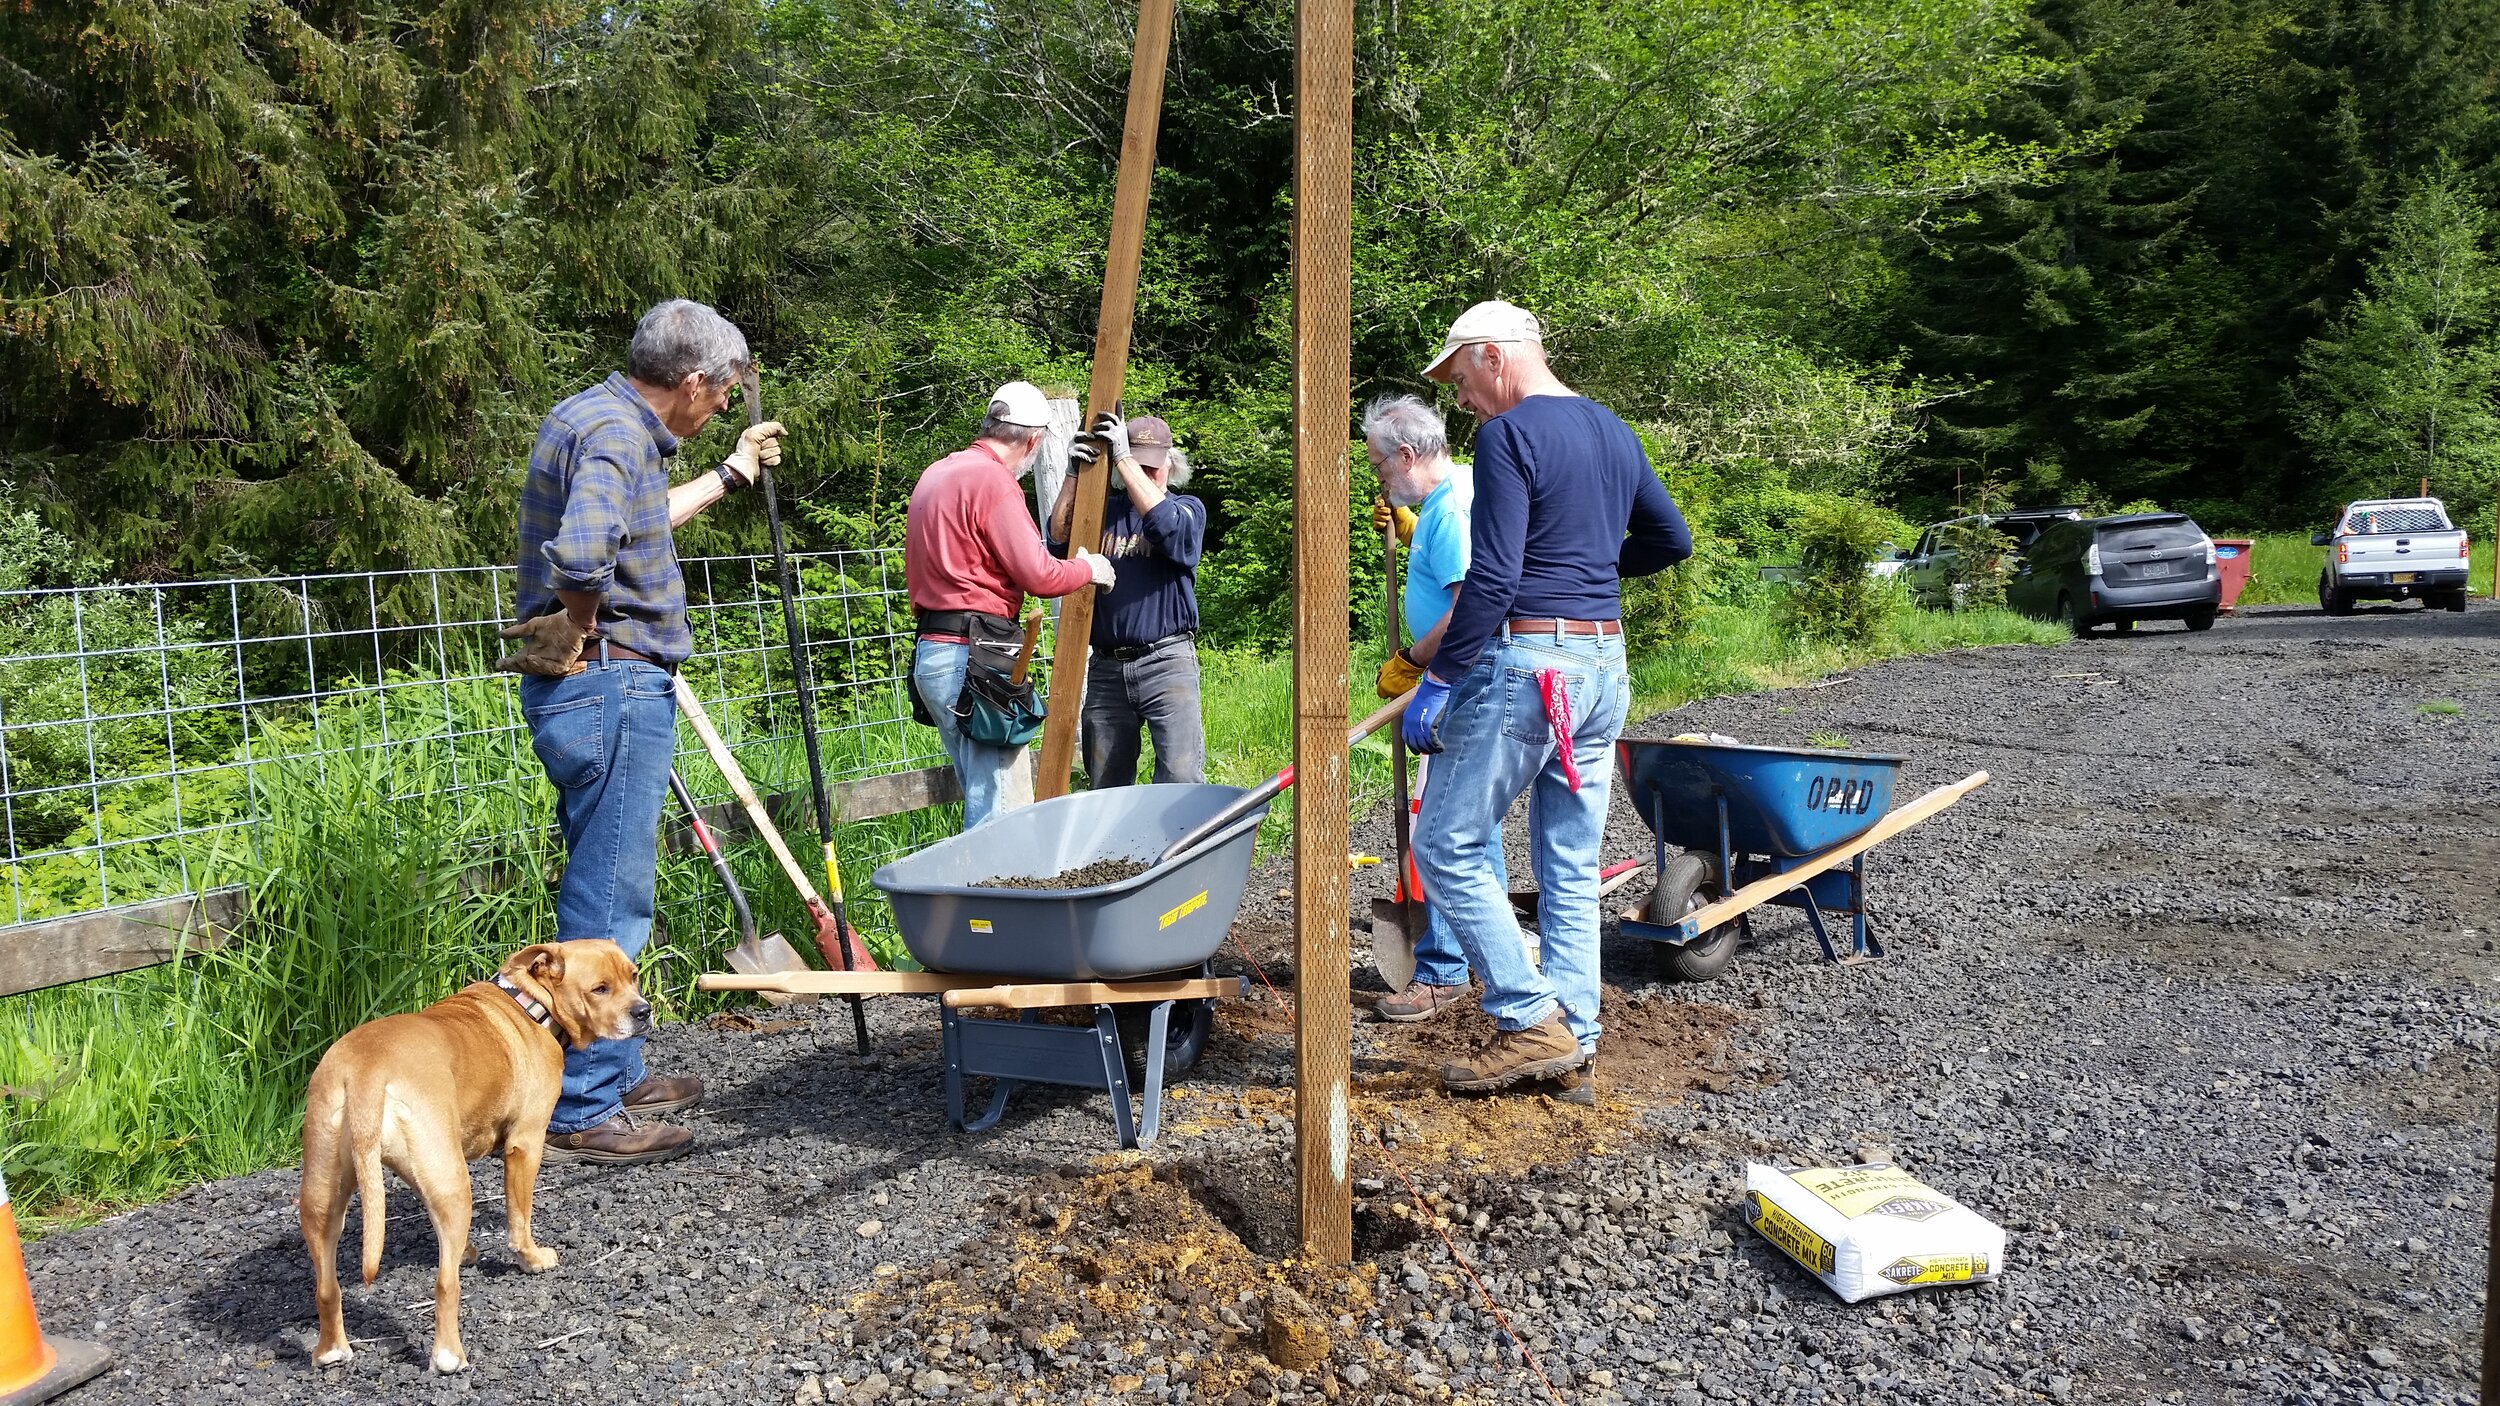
[27,603,2496,1405]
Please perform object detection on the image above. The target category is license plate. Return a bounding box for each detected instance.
[2393,572,2418,583]
[2139,561,2171,577]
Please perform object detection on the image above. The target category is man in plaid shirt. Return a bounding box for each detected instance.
[499,299,784,1165]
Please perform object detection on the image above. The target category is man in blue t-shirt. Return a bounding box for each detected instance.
[1363,394,1510,1025]
[1048,413,1207,786]
[1403,301,1693,1097]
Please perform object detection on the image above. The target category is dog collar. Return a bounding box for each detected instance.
[492,973,558,1040]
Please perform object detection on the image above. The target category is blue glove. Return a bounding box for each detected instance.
[1402,674,1453,754]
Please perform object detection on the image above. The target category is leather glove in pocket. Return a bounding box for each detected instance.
[496,612,591,677]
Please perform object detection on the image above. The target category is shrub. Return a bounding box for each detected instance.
[1780,498,1899,645]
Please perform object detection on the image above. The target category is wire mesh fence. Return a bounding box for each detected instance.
[0,549,968,952]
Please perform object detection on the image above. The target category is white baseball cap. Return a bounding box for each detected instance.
[1422,300,1543,379]
[987,380,1052,428]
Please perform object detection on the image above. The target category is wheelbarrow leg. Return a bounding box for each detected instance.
[1850,851,1885,961]
[1093,1007,1140,1149]
[1799,888,1843,964]
[1134,1000,1173,1146]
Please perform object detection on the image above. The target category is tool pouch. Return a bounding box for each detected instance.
[952,613,1046,748]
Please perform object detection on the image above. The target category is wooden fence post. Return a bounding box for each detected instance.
[1292,0,1355,1263]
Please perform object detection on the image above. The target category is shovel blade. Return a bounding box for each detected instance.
[726,931,816,1006]
[1369,898,1417,991]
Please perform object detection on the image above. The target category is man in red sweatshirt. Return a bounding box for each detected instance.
[906,381,1114,829]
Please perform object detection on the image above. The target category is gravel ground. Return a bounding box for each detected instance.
[27,603,2496,1405]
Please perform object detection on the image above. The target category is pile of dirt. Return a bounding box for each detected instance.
[1365,984,1743,1102]
[832,1163,1414,1399]
[971,857,1150,890]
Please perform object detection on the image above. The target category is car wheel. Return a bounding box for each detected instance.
[2110,617,2136,634]
[2058,594,2091,637]
[2183,607,2216,632]
[2318,572,2353,616]
[1646,853,1736,983]
[2440,590,2467,613]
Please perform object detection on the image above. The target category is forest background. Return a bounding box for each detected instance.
[6,0,2498,646]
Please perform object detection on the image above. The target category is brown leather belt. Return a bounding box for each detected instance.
[1507,617,1622,637]
[575,639,674,672]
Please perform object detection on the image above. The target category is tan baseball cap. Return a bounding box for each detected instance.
[988,380,1052,428]
[1422,300,1543,379]
[1126,416,1174,468]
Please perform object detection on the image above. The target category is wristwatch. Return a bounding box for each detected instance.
[714,462,743,493]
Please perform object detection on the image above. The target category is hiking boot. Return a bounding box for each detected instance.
[541,1113,693,1166]
[1536,1059,1596,1106]
[1439,1011,1588,1092]
[1375,980,1472,1024]
[621,1073,704,1116]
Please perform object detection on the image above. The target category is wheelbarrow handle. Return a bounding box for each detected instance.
[1155,691,1413,869]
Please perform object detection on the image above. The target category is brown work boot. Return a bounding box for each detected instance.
[541,1113,693,1166]
[1535,1060,1596,1106]
[1439,1010,1588,1092]
[1375,980,1473,1024]
[621,1073,704,1116]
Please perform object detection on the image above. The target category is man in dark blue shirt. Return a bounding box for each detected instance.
[1048,413,1208,786]
[1402,300,1692,1097]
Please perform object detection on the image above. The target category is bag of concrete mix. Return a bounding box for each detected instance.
[1743,1162,2006,1303]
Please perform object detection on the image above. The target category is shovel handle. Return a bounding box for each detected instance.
[671,675,824,907]
[1156,691,1413,868]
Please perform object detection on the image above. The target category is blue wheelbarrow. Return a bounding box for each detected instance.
[1614,737,1989,981]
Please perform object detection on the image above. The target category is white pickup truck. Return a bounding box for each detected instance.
[2313,497,2471,614]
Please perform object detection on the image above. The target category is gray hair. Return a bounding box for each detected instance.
[976,413,1046,443]
[1165,446,1193,489]
[1361,393,1448,461]
[627,299,751,388]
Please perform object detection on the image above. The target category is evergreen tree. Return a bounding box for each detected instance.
[2292,164,2500,519]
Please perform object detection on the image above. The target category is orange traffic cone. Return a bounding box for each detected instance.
[0,1170,111,1406]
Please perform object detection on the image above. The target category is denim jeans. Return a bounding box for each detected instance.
[1081,637,1206,787]
[1411,628,1629,1052]
[1407,756,1509,989]
[913,638,1022,831]
[518,654,677,1133]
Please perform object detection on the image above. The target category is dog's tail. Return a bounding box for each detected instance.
[348,1084,389,1286]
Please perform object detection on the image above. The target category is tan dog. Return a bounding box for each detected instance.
[300,940,649,1372]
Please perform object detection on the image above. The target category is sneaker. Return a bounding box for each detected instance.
[1439,1011,1589,1092]
[620,1073,704,1116]
[1375,980,1472,1024]
[541,1113,693,1166]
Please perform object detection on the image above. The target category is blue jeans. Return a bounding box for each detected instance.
[913,639,1021,832]
[1408,755,1507,988]
[1082,638,1205,787]
[1411,628,1629,1052]
[519,656,676,1133]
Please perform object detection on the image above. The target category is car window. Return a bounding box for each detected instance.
[1913,529,1935,557]
[2097,519,2204,551]
[2343,506,2451,534]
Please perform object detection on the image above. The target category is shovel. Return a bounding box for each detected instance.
[743,366,875,1053]
[1155,691,1413,870]
[1368,519,1429,987]
[668,770,796,1007]
[673,676,882,995]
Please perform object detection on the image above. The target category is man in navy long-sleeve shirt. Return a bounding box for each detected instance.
[1401,299,1692,1097]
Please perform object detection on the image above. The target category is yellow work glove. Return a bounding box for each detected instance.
[1370,497,1417,546]
[495,612,591,678]
[1376,648,1424,699]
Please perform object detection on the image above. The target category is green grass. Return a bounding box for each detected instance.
[2418,698,2464,719]
[1,594,2060,1229]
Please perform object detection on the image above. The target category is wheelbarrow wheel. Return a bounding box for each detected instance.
[1647,853,1737,983]
[1115,996,1216,1078]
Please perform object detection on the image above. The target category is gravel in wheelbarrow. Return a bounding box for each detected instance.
[871,782,1272,980]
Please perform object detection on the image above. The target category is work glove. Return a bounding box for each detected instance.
[721,419,787,486]
[1371,497,1418,547]
[1400,673,1453,754]
[495,612,591,678]
[1376,648,1424,700]
[1089,412,1132,464]
[1068,434,1104,473]
[1077,547,1118,590]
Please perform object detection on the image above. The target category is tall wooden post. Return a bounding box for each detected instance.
[1035,0,1176,799]
[1291,0,1355,1262]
